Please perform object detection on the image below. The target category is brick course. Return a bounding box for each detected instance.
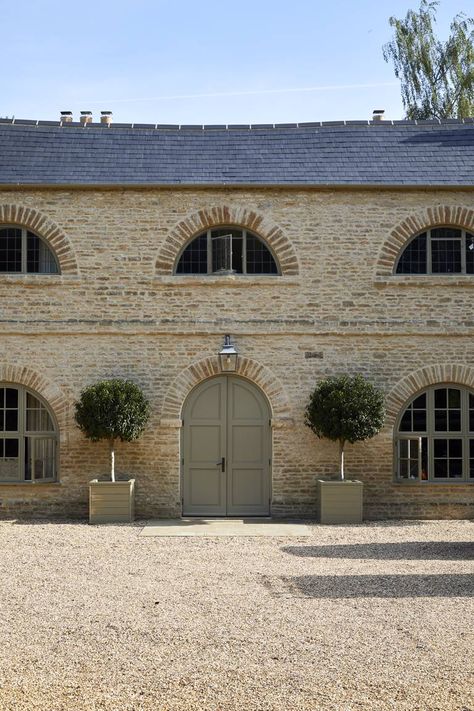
[0,187,472,519]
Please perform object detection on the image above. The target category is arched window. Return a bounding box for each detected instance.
[0,227,59,274]
[175,227,279,275]
[395,385,474,482]
[395,227,474,275]
[0,385,57,482]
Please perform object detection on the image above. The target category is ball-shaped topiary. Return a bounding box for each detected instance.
[75,379,150,481]
[305,374,385,480]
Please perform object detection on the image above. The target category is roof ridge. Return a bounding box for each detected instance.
[1,117,473,130]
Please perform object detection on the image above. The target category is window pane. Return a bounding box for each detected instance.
[449,439,463,458]
[0,228,22,272]
[466,232,474,274]
[434,460,448,478]
[400,410,412,431]
[4,438,18,457]
[246,235,278,274]
[26,233,58,274]
[448,410,461,431]
[448,389,461,408]
[434,439,447,458]
[421,437,428,480]
[5,388,18,408]
[0,437,19,480]
[399,439,408,458]
[434,389,447,408]
[413,410,427,431]
[449,459,463,478]
[5,411,18,431]
[31,438,55,480]
[413,394,426,408]
[431,238,462,274]
[396,233,427,274]
[176,234,207,274]
[434,410,448,431]
[211,229,243,274]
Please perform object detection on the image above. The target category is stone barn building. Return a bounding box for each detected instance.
[0,113,473,519]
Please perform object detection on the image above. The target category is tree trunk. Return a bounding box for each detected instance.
[110,439,115,482]
[339,439,345,481]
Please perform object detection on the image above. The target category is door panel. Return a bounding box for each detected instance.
[182,378,226,515]
[182,376,270,516]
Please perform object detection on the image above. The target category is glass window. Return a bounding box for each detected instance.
[0,385,57,482]
[0,227,59,274]
[175,227,279,275]
[396,385,474,482]
[395,228,474,275]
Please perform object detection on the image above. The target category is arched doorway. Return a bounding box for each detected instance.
[181,375,271,516]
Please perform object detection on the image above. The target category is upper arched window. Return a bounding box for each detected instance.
[0,385,57,482]
[395,384,474,482]
[0,227,59,274]
[395,227,474,275]
[175,228,279,275]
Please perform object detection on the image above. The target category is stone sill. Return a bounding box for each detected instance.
[0,481,62,487]
[154,275,300,287]
[0,275,80,287]
[393,479,474,486]
[375,275,474,288]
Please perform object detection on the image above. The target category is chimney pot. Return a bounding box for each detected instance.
[372,109,385,122]
[60,111,73,123]
[100,111,113,126]
[80,111,93,125]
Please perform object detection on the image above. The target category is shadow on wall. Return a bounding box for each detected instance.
[282,541,474,561]
[279,574,474,598]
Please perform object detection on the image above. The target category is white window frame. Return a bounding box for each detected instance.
[0,225,60,274]
[394,227,474,275]
[175,227,281,276]
[394,385,474,483]
[0,385,58,483]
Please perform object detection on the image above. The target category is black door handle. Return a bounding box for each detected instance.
[221,456,225,472]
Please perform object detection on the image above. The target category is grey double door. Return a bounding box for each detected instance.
[182,376,271,516]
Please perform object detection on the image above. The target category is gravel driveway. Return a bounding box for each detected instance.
[0,519,472,711]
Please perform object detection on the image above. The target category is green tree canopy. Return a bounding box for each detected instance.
[305,375,385,480]
[75,379,150,481]
[383,0,474,119]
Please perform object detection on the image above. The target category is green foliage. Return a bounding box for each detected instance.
[305,375,385,446]
[383,0,474,119]
[75,379,150,443]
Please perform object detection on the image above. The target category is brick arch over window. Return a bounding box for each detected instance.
[0,204,79,275]
[160,356,291,423]
[376,206,474,277]
[0,363,69,430]
[155,206,299,275]
[386,363,474,427]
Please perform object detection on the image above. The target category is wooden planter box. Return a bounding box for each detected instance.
[89,479,135,524]
[317,479,363,524]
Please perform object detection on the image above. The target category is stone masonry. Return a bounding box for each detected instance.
[0,187,473,519]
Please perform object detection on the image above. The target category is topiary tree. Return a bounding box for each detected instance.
[305,375,385,481]
[75,379,150,481]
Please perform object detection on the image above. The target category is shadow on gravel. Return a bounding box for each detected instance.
[286,574,474,598]
[282,541,474,560]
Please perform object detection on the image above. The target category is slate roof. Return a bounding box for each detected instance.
[0,117,473,186]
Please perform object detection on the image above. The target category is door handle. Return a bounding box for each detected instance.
[216,457,225,472]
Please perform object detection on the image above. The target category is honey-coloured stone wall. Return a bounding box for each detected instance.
[0,186,472,519]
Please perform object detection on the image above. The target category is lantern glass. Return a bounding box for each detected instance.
[219,335,238,372]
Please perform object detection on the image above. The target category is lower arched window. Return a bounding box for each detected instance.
[0,385,57,482]
[0,227,59,273]
[395,385,474,482]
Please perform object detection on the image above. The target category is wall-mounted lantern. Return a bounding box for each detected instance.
[219,334,238,372]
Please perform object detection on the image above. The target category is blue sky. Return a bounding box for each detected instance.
[2,0,469,124]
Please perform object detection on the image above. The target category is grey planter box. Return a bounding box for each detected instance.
[89,479,135,524]
[317,479,363,524]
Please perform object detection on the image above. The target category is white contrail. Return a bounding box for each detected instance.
[87,81,398,104]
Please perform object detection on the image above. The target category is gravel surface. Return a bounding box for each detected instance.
[0,519,473,711]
